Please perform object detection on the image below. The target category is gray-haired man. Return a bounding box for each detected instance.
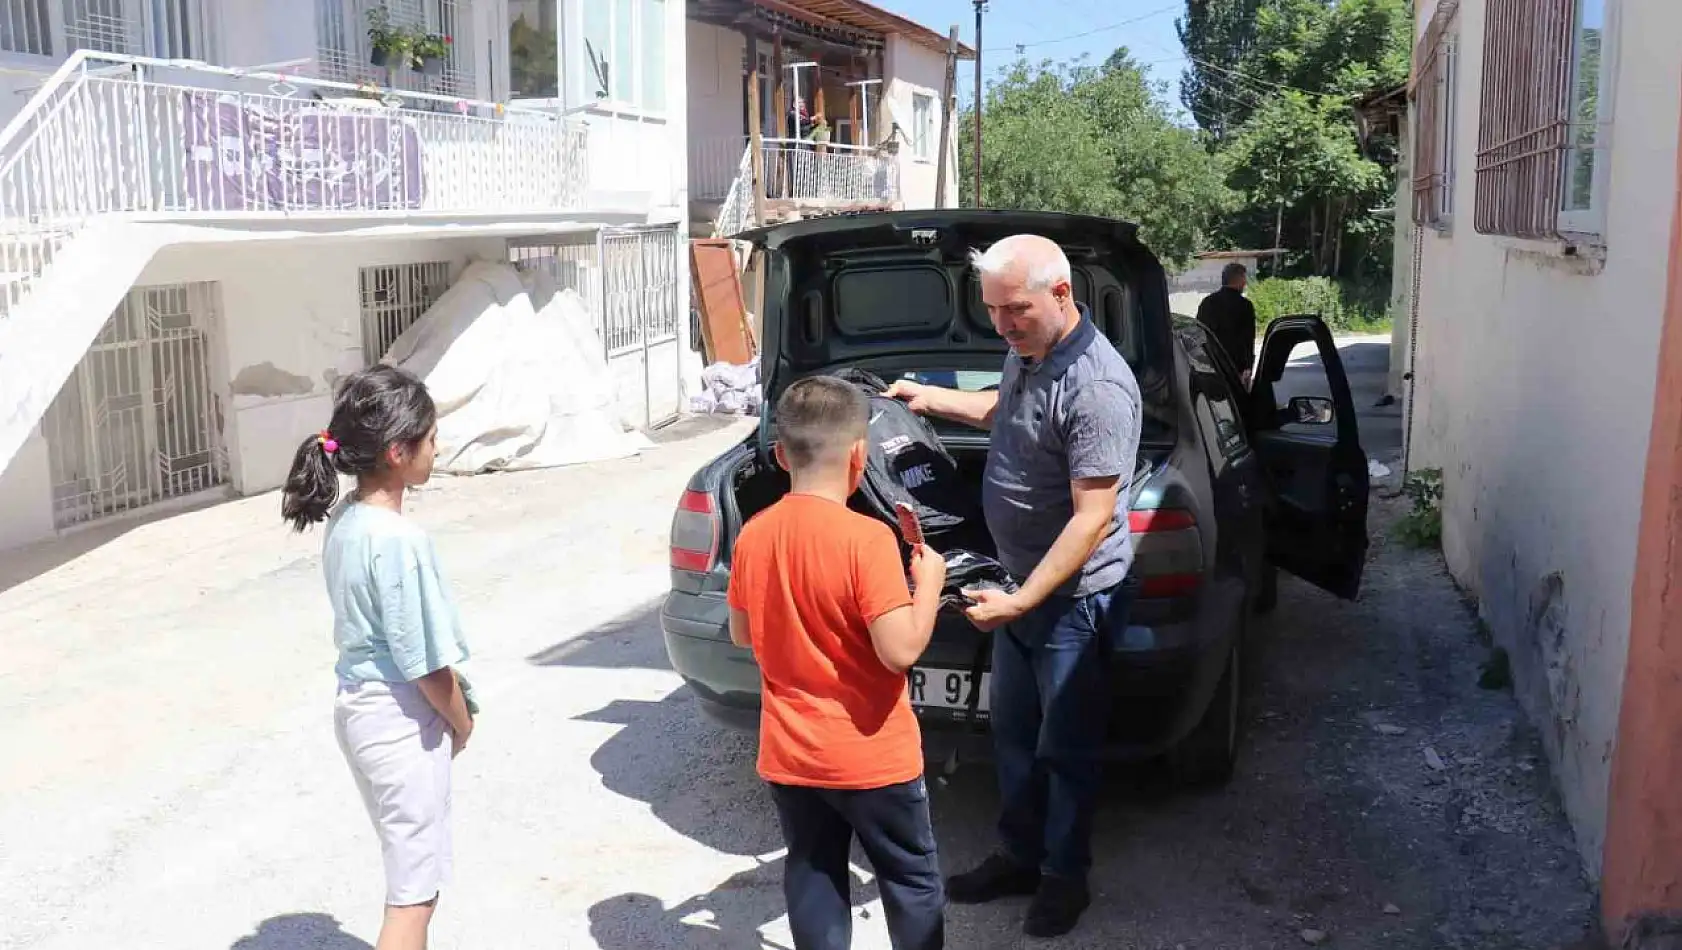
[884,233,1141,938]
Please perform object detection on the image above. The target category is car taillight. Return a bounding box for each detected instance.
[671,488,719,573]
[1129,506,1202,598]
[1140,573,1203,598]
[1128,508,1197,533]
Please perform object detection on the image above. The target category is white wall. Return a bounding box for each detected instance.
[686,20,747,200]
[0,431,56,550]
[883,35,959,210]
[136,237,509,497]
[1388,121,1415,398]
[221,0,316,72]
[1407,0,1681,876]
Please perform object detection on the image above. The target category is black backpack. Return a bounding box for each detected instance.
[826,369,1013,729]
[827,368,985,548]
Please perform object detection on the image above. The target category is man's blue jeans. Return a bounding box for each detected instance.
[989,578,1135,881]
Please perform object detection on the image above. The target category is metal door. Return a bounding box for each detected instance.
[600,224,683,429]
[43,282,226,528]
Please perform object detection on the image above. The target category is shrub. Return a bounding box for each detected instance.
[1394,467,1444,549]
[1248,276,1391,333]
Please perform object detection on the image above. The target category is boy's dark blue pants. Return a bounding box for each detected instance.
[990,578,1136,881]
[768,776,945,950]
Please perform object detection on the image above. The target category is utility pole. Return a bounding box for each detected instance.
[935,26,959,207]
[972,0,986,207]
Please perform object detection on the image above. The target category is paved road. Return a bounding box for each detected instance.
[2,346,1592,950]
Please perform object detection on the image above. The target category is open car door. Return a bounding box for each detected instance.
[1248,315,1370,599]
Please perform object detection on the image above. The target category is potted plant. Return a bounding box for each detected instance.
[412,31,452,75]
[366,8,409,68]
[810,117,830,144]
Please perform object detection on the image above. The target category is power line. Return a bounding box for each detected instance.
[1139,36,1352,101]
[1187,53,1339,99]
[982,2,1184,53]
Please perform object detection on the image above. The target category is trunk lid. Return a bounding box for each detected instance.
[736,210,1178,454]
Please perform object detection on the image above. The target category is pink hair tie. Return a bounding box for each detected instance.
[318,430,339,454]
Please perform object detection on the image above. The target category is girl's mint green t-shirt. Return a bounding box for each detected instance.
[323,501,474,708]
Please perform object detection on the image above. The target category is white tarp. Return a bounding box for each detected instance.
[384,260,652,475]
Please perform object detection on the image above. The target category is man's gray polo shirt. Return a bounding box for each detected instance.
[981,307,1143,598]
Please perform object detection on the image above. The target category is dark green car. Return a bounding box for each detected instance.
[662,210,1369,786]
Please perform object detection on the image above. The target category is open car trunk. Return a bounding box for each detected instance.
[723,208,1183,567]
[728,431,998,560]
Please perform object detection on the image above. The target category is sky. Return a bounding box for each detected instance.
[870,0,1194,118]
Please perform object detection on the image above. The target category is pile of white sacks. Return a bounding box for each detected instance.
[689,359,761,416]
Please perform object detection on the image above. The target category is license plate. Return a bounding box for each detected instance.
[908,667,991,715]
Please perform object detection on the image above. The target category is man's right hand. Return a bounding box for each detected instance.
[884,377,999,431]
[909,543,947,592]
[883,379,933,415]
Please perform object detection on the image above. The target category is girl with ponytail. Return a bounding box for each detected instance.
[282,364,475,950]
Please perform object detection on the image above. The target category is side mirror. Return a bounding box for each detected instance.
[1285,395,1335,426]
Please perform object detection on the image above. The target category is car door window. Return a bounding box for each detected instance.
[1180,327,1249,460]
[1272,340,1338,438]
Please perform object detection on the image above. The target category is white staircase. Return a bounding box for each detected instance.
[0,52,130,479]
[0,49,593,480]
[0,219,171,476]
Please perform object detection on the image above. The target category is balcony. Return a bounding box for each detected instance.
[0,51,589,315]
[694,134,899,237]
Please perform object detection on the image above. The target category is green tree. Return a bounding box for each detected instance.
[1176,0,1266,143]
[1177,0,1409,282]
[959,52,1234,268]
[1223,91,1386,275]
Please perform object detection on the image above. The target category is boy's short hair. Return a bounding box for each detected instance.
[775,376,868,469]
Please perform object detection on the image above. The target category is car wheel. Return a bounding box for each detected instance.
[1167,638,1242,789]
[1253,564,1279,615]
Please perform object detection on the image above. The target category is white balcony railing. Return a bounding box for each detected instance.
[713,145,754,238]
[760,138,897,208]
[0,50,589,318]
[690,133,748,201]
[705,136,899,237]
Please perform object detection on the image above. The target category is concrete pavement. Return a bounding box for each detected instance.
[1,342,1595,950]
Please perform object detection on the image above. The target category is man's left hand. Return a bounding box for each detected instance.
[963,588,1027,632]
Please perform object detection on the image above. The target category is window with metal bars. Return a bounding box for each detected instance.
[1410,1,1458,230]
[43,282,227,528]
[0,0,50,55]
[359,262,453,365]
[2,0,216,59]
[1473,0,1613,240]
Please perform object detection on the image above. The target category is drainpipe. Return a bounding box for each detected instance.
[1601,77,1682,945]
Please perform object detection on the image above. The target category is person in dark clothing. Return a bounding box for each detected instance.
[1195,262,1258,388]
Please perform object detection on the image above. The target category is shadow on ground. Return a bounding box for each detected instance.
[0,491,235,596]
[527,457,1595,947]
[533,605,881,947]
[228,913,371,950]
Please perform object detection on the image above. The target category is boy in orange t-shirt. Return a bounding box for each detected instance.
[728,375,949,950]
